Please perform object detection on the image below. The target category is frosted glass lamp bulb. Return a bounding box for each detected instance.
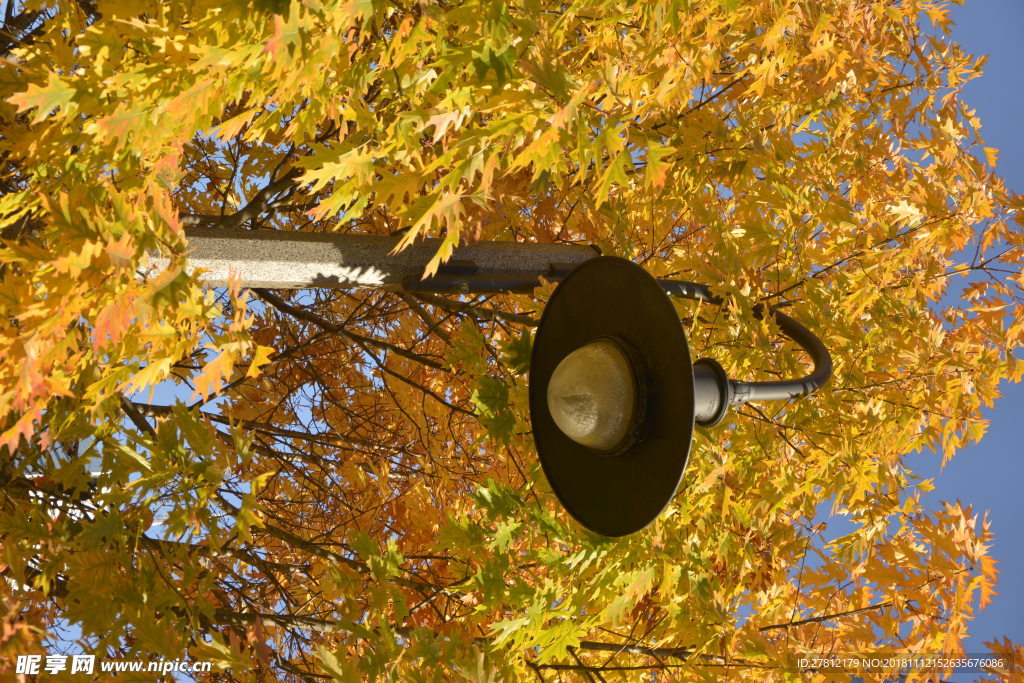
[546,340,636,452]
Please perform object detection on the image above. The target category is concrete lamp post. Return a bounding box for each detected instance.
[165,229,832,537]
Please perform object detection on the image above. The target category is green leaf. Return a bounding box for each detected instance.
[470,377,515,443]
[9,73,76,125]
[536,619,581,662]
[500,330,532,375]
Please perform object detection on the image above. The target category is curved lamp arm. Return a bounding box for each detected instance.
[660,280,833,426]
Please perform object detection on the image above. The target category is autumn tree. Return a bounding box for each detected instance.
[2,0,1023,679]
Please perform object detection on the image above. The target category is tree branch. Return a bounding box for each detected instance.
[758,601,893,632]
[412,291,538,327]
[253,288,447,371]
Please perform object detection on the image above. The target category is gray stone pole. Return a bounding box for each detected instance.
[148,228,599,293]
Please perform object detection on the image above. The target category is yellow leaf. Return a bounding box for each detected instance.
[8,73,76,125]
[191,342,247,401]
[984,146,999,167]
[246,345,276,378]
[888,200,923,225]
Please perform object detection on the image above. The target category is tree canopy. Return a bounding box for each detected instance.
[1,0,1023,679]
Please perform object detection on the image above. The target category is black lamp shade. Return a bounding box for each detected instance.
[528,257,696,536]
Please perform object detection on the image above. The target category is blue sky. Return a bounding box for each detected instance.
[898,0,1023,663]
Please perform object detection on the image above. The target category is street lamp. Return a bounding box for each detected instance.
[528,257,832,536]
[167,228,832,537]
